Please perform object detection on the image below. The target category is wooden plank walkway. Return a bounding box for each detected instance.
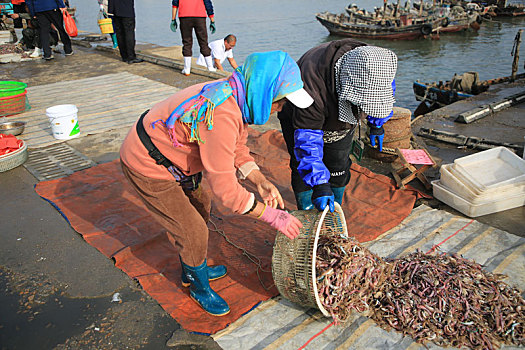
[8,72,178,148]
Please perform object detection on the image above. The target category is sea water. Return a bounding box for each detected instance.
[70,0,525,112]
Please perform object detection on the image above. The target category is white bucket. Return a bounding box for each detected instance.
[46,104,80,140]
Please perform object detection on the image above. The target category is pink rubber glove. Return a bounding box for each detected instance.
[259,206,302,239]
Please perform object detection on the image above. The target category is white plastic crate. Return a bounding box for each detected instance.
[452,147,525,192]
[432,180,525,217]
[440,164,525,203]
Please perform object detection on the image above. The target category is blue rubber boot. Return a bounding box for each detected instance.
[180,256,227,287]
[332,186,346,205]
[294,190,314,210]
[181,258,230,316]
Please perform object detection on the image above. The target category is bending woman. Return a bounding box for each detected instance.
[120,51,314,316]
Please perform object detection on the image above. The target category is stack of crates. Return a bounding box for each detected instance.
[432,147,525,217]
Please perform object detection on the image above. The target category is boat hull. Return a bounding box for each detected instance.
[413,81,473,107]
[316,13,432,40]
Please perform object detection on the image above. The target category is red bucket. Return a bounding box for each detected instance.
[0,91,29,116]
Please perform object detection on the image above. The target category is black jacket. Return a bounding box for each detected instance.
[108,0,135,18]
[278,38,367,131]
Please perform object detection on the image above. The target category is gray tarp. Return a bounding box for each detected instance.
[214,205,524,350]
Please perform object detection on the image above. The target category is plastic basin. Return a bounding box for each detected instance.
[0,81,27,97]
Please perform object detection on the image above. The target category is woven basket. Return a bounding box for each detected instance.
[0,91,30,116]
[272,202,347,316]
[0,140,28,172]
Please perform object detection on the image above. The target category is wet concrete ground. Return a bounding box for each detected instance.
[1,35,524,349]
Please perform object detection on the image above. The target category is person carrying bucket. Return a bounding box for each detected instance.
[119,51,314,316]
[107,0,143,64]
[277,39,397,212]
[98,0,118,49]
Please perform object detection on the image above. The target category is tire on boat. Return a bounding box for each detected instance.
[420,24,432,35]
[441,17,449,27]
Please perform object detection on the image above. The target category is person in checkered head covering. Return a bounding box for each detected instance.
[335,46,397,124]
[278,39,397,213]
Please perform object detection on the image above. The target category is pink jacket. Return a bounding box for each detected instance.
[120,82,257,214]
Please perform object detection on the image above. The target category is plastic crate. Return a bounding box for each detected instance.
[440,163,525,204]
[452,147,525,193]
[432,180,525,217]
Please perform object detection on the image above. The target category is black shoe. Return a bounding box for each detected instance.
[127,58,144,64]
[64,51,74,56]
[43,55,54,60]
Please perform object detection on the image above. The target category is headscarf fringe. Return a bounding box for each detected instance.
[166,96,216,146]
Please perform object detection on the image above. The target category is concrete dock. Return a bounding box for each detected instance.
[1,34,524,349]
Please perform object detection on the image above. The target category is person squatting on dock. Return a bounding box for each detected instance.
[170,0,217,75]
[196,34,238,72]
[278,39,397,212]
[119,51,314,316]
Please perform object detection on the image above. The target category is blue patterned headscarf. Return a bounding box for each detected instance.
[154,51,304,146]
[237,51,303,125]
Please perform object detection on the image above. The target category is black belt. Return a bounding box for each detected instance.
[136,110,202,191]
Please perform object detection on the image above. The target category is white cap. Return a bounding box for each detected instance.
[285,88,314,109]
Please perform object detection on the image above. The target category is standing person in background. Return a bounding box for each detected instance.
[196,34,238,72]
[107,0,143,64]
[11,0,26,29]
[170,0,216,75]
[98,0,118,49]
[26,0,73,60]
[278,39,397,212]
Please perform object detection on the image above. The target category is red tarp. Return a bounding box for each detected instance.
[34,129,422,334]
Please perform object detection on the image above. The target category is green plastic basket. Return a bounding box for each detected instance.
[0,81,27,98]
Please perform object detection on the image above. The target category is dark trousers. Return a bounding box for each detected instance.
[279,113,355,193]
[112,16,136,62]
[12,4,26,28]
[179,17,211,57]
[35,9,72,58]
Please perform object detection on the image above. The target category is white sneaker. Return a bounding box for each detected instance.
[29,47,41,58]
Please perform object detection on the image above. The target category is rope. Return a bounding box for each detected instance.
[297,321,335,350]
[426,219,474,254]
[208,218,275,291]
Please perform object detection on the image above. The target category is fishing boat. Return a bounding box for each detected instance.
[471,0,525,16]
[316,12,436,40]
[413,71,525,109]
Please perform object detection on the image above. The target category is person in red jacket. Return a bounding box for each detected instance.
[170,0,216,76]
[11,0,26,28]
